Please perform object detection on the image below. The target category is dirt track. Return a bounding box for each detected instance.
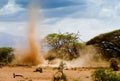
[0,66,95,81]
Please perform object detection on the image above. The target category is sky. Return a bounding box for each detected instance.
[0,0,120,41]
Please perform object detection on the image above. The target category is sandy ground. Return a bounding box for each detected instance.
[0,66,95,81]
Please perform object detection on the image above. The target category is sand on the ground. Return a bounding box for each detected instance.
[0,66,95,81]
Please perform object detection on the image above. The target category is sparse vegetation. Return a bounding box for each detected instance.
[52,61,68,81]
[92,68,120,81]
[0,29,120,81]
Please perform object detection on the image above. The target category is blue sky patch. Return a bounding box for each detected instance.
[0,0,120,41]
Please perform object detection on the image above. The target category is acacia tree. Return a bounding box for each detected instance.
[44,32,83,60]
[87,29,120,60]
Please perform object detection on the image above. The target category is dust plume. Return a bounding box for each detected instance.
[42,45,108,68]
[64,45,108,68]
[14,1,44,65]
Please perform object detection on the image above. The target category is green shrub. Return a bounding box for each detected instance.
[0,47,14,63]
[92,68,120,81]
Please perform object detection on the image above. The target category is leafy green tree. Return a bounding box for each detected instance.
[0,47,14,63]
[44,32,83,60]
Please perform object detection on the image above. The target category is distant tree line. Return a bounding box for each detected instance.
[0,29,119,63]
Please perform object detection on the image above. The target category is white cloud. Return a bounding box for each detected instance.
[0,27,7,31]
[86,0,104,5]
[0,17,119,42]
[0,22,26,36]
[0,0,120,42]
[0,0,25,15]
[59,0,120,19]
[99,8,114,18]
[44,18,120,41]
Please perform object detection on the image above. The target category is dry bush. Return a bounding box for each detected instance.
[52,61,67,81]
[34,67,43,73]
[44,50,56,62]
[110,58,119,71]
[52,71,67,81]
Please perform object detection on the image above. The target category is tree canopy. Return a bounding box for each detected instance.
[44,32,83,60]
[86,29,120,59]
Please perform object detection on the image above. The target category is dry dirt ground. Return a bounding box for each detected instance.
[0,66,95,81]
